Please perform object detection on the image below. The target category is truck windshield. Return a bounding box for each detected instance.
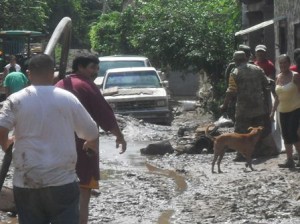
[99,61,145,77]
[105,71,161,89]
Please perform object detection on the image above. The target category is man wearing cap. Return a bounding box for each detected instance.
[224,44,253,86]
[254,44,276,81]
[224,44,253,121]
[221,51,272,161]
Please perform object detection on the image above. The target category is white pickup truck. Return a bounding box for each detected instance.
[102,67,173,125]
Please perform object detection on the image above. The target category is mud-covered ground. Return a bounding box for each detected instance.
[1,106,300,224]
[91,109,300,224]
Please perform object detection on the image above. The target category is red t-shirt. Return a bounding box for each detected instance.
[290,65,299,72]
[254,59,276,80]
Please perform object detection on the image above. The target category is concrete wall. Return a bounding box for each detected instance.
[241,0,275,62]
[274,0,300,63]
[167,70,201,98]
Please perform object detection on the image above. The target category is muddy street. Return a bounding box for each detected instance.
[1,109,300,223]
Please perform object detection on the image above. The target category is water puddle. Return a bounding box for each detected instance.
[145,163,187,193]
[158,210,174,224]
[146,163,187,223]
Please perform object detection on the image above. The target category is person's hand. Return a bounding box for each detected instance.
[7,136,15,146]
[219,104,227,114]
[116,135,127,154]
[83,138,99,154]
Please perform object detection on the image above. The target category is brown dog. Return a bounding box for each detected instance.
[205,124,264,173]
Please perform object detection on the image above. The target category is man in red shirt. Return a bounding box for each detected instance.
[254,44,276,80]
[56,54,127,224]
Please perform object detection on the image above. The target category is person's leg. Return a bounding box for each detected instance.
[294,141,300,166]
[278,111,296,168]
[13,186,48,224]
[251,114,274,157]
[79,177,99,224]
[285,144,294,159]
[44,182,80,224]
[80,187,91,224]
[233,116,249,161]
[278,143,295,168]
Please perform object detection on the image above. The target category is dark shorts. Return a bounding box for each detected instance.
[13,182,79,224]
[279,108,300,144]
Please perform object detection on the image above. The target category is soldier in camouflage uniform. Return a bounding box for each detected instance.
[224,45,253,122]
[221,51,272,161]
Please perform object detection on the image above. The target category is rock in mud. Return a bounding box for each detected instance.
[140,140,175,155]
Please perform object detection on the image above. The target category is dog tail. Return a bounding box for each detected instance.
[248,127,254,131]
[205,124,217,140]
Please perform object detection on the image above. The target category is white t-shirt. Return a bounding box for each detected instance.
[0,85,99,188]
[4,63,21,72]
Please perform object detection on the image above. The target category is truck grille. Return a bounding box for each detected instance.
[114,100,157,111]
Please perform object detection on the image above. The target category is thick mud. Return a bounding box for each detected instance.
[1,108,300,223]
[91,110,300,224]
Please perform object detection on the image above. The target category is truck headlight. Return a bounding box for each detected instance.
[156,100,166,107]
[109,102,116,109]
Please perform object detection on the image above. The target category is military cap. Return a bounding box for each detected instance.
[233,51,246,60]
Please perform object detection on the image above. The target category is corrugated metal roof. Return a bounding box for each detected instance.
[235,16,286,36]
[0,30,44,37]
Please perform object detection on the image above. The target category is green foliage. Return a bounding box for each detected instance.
[46,0,87,47]
[0,0,48,31]
[90,12,122,54]
[90,0,241,72]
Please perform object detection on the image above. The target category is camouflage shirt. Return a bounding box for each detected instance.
[227,63,269,118]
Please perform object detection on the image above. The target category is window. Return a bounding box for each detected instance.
[295,23,300,49]
[279,19,287,54]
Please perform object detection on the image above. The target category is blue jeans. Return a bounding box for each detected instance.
[13,182,79,224]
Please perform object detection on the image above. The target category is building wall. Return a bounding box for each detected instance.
[274,0,300,63]
[241,0,275,62]
[167,71,200,98]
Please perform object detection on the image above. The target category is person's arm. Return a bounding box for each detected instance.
[86,84,127,154]
[270,65,276,81]
[109,126,126,154]
[220,71,237,113]
[0,126,13,152]
[270,94,279,120]
[270,76,280,120]
[293,72,300,92]
[224,63,235,87]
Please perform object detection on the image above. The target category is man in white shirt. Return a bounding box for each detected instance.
[3,55,21,77]
[0,54,99,224]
